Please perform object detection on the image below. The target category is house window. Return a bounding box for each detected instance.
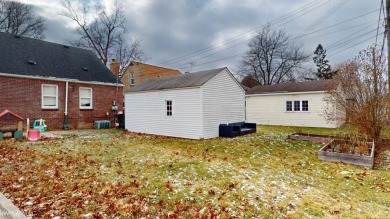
[286,101,292,111]
[286,100,309,112]
[130,72,135,85]
[302,100,309,111]
[166,100,172,116]
[42,84,58,109]
[294,101,301,111]
[80,87,93,109]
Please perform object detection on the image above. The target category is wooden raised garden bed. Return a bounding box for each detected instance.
[288,133,334,143]
[318,140,375,169]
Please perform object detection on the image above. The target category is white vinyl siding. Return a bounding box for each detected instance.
[125,88,203,139]
[246,92,338,128]
[42,84,58,109]
[202,69,245,139]
[79,87,93,109]
[124,69,246,139]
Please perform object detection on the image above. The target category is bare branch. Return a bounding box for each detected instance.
[0,0,45,39]
[60,0,145,69]
[324,45,388,140]
[238,24,309,85]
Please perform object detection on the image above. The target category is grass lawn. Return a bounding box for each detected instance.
[0,126,389,218]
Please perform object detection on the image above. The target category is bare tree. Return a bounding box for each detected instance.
[324,45,388,140]
[238,24,309,85]
[115,36,145,74]
[60,0,145,71]
[0,0,45,39]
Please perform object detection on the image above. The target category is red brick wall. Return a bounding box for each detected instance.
[0,75,123,130]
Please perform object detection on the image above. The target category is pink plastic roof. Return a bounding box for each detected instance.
[0,110,24,121]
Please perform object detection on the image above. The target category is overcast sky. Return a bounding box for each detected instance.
[18,0,384,74]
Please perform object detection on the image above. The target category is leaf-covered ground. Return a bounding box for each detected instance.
[0,126,389,218]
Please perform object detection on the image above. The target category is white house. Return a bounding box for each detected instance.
[124,67,245,139]
[245,80,342,128]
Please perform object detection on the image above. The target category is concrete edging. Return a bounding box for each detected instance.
[0,193,29,219]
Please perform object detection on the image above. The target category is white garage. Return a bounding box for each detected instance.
[245,80,342,128]
[125,67,245,139]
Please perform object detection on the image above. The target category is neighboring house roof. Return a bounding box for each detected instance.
[246,80,331,95]
[126,67,227,93]
[0,32,118,84]
[122,61,182,78]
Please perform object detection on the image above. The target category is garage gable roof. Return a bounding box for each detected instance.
[125,67,226,92]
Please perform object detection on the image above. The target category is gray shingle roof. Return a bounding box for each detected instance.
[125,67,226,92]
[246,80,331,95]
[0,32,118,84]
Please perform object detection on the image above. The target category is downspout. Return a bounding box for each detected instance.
[63,81,69,130]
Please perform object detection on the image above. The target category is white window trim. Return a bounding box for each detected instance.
[41,84,58,109]
[301,100,309,112]
[130,72,135,85]
[293,100,301,112]
[285,100,309,112]
[79,87,93,109]
[286,100,292,112]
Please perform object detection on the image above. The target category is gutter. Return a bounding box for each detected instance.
[63,81,69,130]
[125,86,201,94]
[0,72,124,87]
[245,91,326,97]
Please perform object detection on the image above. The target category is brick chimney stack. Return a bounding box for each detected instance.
[110,59,120,76]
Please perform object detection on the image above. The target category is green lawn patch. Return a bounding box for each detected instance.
[0,126,389,218]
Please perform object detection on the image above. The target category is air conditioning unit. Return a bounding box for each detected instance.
[94,120,111,129]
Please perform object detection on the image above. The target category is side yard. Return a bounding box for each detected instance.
[0,126,389,218]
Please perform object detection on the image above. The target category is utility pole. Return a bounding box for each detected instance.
[387,0,390,89]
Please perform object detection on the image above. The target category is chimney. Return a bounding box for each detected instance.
[110,59,120,75]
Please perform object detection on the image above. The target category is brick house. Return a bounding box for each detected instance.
[0,32,123,130]
[121,61,181,92]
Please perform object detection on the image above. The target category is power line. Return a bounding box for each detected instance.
[177,10,380,70]
[130,16,381,78]
[379,0,386,62]
[122,4,381,78]
[274,0,329,29]
[295,21,379,43]
[171,8,379,70]
[299,0,348,35]
[157,0,326,67]
[293,9,379,40]
[375,0,385,46]
[328,32,384,57]
[327,27,379,50]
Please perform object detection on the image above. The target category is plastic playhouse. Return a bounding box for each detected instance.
[0,110,24,140]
